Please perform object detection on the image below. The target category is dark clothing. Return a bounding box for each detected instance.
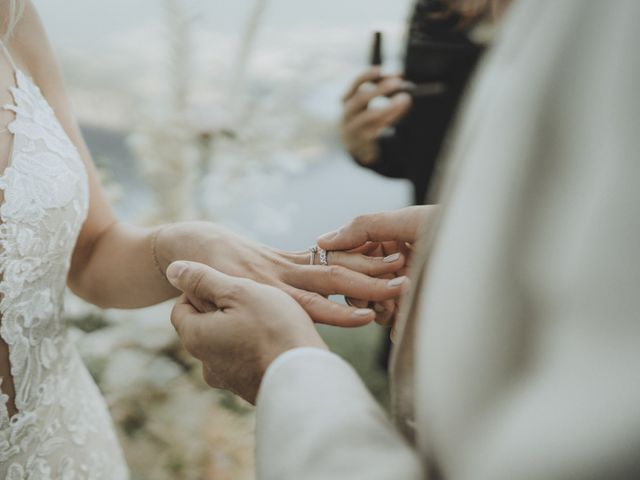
[366,0,484,204]
[368,1,485,371]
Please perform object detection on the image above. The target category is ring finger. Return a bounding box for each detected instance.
[321,249,405,276]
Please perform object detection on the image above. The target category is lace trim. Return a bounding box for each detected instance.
[0,68,88,416]
[0,69,123,478]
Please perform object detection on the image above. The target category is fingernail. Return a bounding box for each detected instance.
[387,276,408,288]
[369,96,392,110]
[393,92,412,104]
[374,304,386,313]
[166,261,189,284]
[383,252,401,263]
[359,81,377,93]
[354,308,373,317]
[318,230,338,243]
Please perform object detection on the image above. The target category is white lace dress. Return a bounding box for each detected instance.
[0,46,129,478]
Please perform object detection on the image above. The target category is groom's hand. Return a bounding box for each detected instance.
[156,222,408,328]
[317,206,433,252]
[167,261,328,404]
[317,206,437,328]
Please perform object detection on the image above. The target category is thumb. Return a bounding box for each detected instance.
[316,223,369,252]
[166,261,242,309]
[317,208,424,251]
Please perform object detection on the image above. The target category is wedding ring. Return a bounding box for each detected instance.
[319,248,329,266]
[308,246,318,265]
[345,298,376,310]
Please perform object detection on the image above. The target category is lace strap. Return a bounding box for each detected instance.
[0,39,17,72]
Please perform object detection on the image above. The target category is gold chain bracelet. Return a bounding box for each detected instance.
[150,226,170,281]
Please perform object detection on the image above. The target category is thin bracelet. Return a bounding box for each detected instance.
[150,226,170,282]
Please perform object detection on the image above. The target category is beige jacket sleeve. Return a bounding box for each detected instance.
[255,348,423,480]
[458,2,640,477]
[412,1,640,479]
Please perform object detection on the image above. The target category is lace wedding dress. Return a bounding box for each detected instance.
[0,42,128,478]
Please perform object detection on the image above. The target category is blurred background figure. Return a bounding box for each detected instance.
[341,0,492,206]
[36,1,418,478]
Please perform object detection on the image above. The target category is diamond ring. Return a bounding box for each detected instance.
[318,248,328,266]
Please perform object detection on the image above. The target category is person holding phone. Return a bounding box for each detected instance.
[341,0,497,205]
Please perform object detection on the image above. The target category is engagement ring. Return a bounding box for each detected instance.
[319,248,328,266]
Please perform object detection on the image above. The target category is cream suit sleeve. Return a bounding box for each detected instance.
[255,348,423,480]
[410,1,640,479]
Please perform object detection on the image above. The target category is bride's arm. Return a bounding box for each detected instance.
[15,3,408,322]
[12,4,177,307]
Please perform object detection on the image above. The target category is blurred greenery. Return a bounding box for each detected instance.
[317,323,391,410]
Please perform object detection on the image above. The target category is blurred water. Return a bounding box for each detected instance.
[36,0,410,47]
[37,0,413,247]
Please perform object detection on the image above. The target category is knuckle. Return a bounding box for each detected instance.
[283,263,304,283]
[326,264,341,277]
[325,250,342,266]
[362,257,380,277]
[296,290,320,309]
[352,214,370,229]
[354,90,372,106]
[222,282,245,301]
[326,265,346,284]
[187,268,208,298]
[224,278,254,301]
[366,212,385,232]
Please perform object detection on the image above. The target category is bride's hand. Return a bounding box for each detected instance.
[168,261,327,404]
[156,222,408,327]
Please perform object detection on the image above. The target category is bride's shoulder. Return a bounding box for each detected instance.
[4,2,66,97]
[4,2,57,78]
